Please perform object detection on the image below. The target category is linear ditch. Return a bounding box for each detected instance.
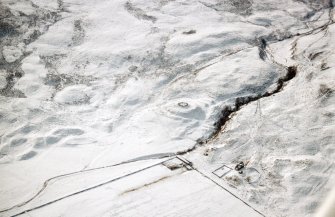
[204,7,334,143]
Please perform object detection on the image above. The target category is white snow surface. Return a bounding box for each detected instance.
[0,0,334,217]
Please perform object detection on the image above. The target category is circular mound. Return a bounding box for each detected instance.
[54,85,91,105]
[159,99,206,121]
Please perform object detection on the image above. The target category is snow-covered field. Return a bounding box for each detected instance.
[0,0,334,216]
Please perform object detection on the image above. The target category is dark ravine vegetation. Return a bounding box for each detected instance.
[195,3,334,146]
[208,66,297,141]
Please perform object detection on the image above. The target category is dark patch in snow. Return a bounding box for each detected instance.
[318,84,333,100]
[0,22,18,38]
[182,30,196,35]
[178,102,189,107]
[128,65,138,72]
[70,19,85,46]
[120,175,172,196]
[163,158,192,171]
[0,1,64,98]
[235,161,245,171]
[308,51,323,60]
[10,138,27,147]
[320,62,330,70]
[20,151,37,160]
[258,37,267,60]
[125,1,157,23]
[40,54,95,94]
[200,0,253,16]
[53,128,85,137]
[294,0,334,10]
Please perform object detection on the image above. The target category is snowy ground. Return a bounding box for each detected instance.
[0,0,334,216]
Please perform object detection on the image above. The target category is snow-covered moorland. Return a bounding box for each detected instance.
[0,0,334,216]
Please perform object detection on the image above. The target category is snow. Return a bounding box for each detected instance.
[186,23,335,216]
[2,45,23,63]
[0,71,6,89]
[7,158,262,217]
[54,85,91,105]
[0,0,334,216]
